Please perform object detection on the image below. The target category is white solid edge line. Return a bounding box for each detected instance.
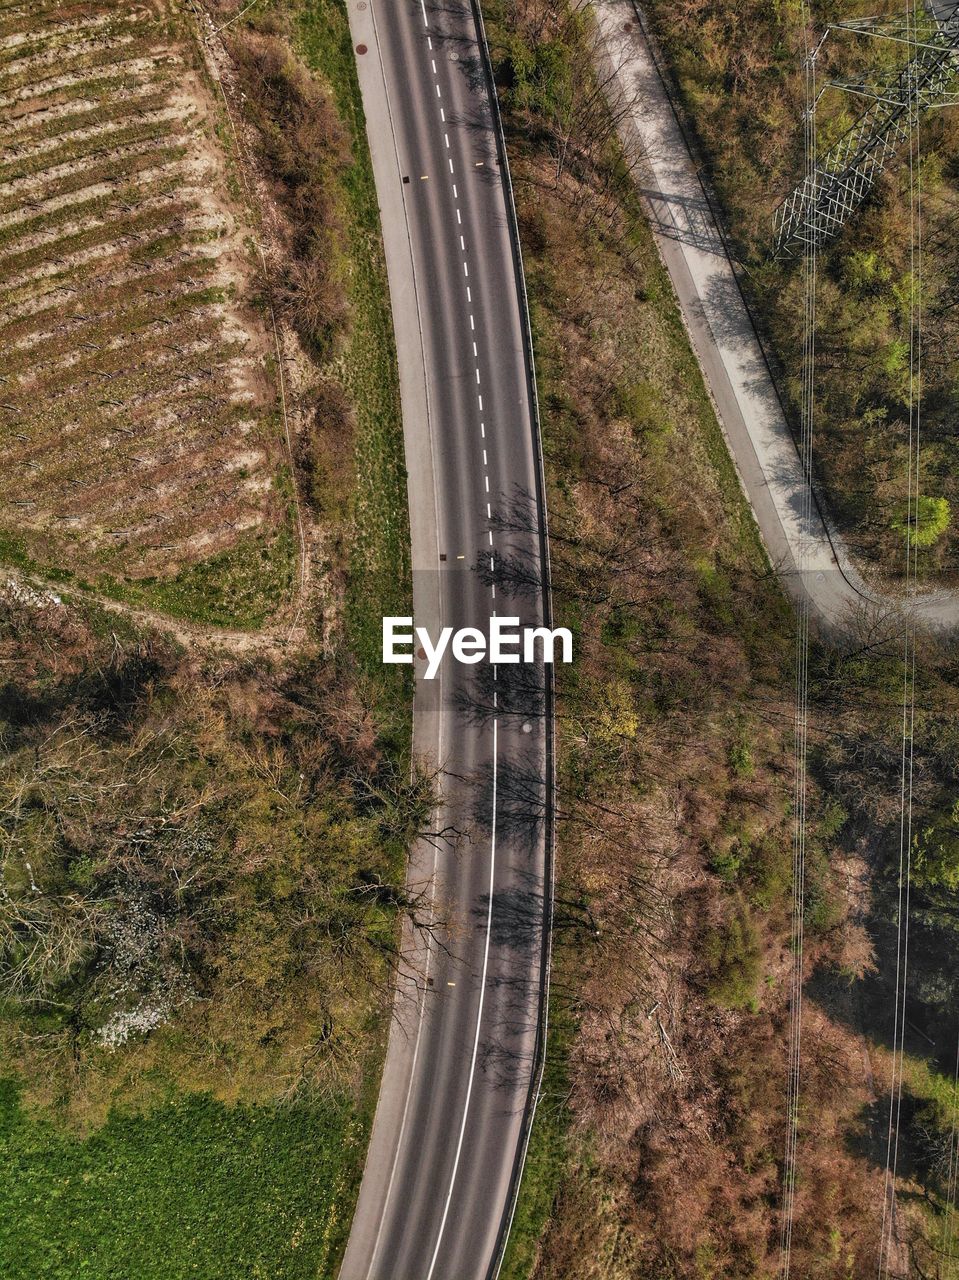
[363,892,437,1278]
[353,0,442,1269]
[425,717,498,1280]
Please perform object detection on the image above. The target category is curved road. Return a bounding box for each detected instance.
[341,3,551,1279]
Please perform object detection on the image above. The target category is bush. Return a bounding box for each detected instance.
[914,799,959,892]
[890,496,951,549]
[728,738,754,779]
[745,833,791,911]
[227,31,349,355]
[710,842,744,883]
[703,897,762,1011]
[615,379,671,436]
[293,381,353,522]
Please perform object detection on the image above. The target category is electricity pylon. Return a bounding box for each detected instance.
[773,3,959,260]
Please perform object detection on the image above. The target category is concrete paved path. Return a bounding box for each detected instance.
[593,0,959,632]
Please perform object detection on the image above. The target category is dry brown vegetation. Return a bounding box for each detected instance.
[0,0,290,602]
[0,586,427,1126]
[224,24,350,357]
[487,3,959,1277]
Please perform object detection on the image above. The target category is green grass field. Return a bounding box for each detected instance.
[0,1080,361,1280]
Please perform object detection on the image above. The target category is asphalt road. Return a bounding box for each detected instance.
[340,4,551,1279]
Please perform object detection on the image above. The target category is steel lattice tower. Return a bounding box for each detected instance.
[773,3,959,260]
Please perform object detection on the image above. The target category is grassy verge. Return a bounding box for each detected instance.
[294,0,412,750]
[499,1003,575,1280]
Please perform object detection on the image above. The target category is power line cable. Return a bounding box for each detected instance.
[779,10,818,1275]
[878,7,922,1273]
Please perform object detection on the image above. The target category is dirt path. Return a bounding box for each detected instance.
[8,569,306,657]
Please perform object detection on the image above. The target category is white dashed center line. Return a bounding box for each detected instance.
[425,39,492,557]
[415,14,504,1275]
